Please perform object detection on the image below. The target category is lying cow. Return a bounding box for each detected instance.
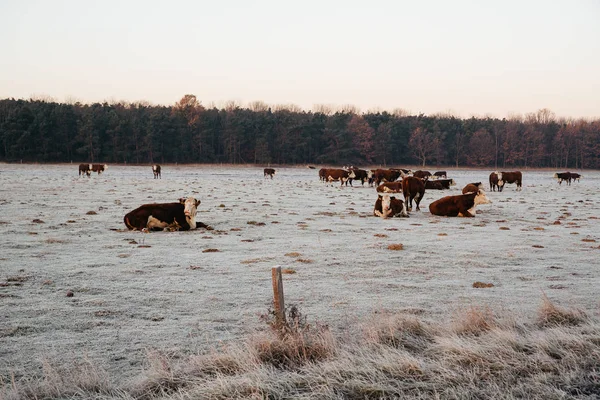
[433,171,447,178]
[462,182,483,194]
[425,178,456,190]
[402,176,425,211]
[91,164,107,174]
[376,181,403,193]
[374,195,408,219]
[489,171,504,192]
[152,164,161,179]
[429,190,491,217]
[78,163,92,177]
[264,168,276,179]
[124,197,207,231]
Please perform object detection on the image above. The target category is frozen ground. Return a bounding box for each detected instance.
[1,163,599,383]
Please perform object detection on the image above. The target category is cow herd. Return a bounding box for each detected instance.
[73,162,584,232]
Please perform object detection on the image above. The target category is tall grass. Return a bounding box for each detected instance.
[2,296,600,399]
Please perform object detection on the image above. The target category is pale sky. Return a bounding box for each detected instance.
[1,0,599,119]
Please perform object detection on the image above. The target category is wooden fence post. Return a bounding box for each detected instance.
[271,266,286,327]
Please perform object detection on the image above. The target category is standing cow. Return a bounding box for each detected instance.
[91,164,107,174]
[153,165,162,179]
[264,168,276,179]
[500,171,522,191]
[402,176,426,211]
[78,163,92,177]
[489,172,504,192]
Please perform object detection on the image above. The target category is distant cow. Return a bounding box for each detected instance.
[402,176,426,211]
[429,190,491,217]
[152,165,161,179]
[123,197,206,231]
[570,173,582,182]
[372,169,403,186]
[264,168,276,179]
[554,172,581,185]
[413,170,432,179]
[347,168,369,186]
[489,172,504,192]
[462,182,483,194]
[425,178,455,190]
[91,164,107,174]
[319,168,350,186]
[78,163,92,177]
[500,171,522,191]
[433,171,447,178]
[376,181,403,193]
[374,195,408,219]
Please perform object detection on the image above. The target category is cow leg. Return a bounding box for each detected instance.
[146,215,169,231]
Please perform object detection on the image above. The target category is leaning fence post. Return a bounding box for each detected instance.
[271,266,286,327]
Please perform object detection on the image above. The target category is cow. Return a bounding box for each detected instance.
[499,171,522,191]
[91,164,107,174]
[347,168,369,186]
[554,172,582,185]
[123,197,206,231]
[429,190,492,217]
[78,163,92,177]
[571,173,582,182]
[319,168,350,186]
[374,195,408,219]
[264,168,276,179]
[462,182,483,194]
[425,178,456,190]
[413,170,432,179]
[152,165,162,179]
[433,171,447,178]
[489,171,504,192]
[376,181,403,193]
[402,176,426,211]
[372,169,403,186]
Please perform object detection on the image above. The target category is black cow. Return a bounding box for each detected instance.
[124,197,207,231]
[264,168,276,179]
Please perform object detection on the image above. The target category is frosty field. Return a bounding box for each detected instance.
[1,164,599,383]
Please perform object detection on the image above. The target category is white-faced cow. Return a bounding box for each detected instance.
[374,195,408,219]
[402,176,426,211]
[319,168,350,186]
[462,182,483,194]
[78,163,92,177]
[425,178,456,190]
[433,171,447,178]
[347,168,369,186]
[152,165,161,179]
[124,197,206,231]
[376,181,403,193]
[489,171,504,192]
[91,164,107,174]
[429,190,491,217]
[264,168,276,179]
[499,171,522,191]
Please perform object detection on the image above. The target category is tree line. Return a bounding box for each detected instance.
[1,95,598,169]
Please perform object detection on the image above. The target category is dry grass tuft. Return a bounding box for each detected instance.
[472,281,494,288]
[452,306,496,335]
[285,252,301,257]
[282,268,296,274]
[537,294,587,327]
[387,243,404,250]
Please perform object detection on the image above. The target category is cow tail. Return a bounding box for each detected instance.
[124,215,135,230]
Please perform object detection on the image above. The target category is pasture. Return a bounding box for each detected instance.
[1,164,599,389]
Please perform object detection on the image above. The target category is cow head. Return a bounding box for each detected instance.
[474,190,492,205]
[179,197,201,228]
[380,195,393,219]
[449,179,456,186]
[348,170,356,179]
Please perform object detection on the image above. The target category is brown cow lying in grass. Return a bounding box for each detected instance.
[124,197,209,231]
[429,190,491,217]
[374,195,408,219]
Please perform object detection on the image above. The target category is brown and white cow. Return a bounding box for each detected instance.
[152,164,162,179]
[413,170,432,179]
[489,171,504,192]
[347,168,369,186]
[433,171,447,178]
[499,171,522,191]
[374,195,408,219]
[78,163,92,177]
[462,182,483,194]
[429,190,491,217]
[264,168,276,179]
[91,164,107,174]
[425,178,456,190]
[402,176,426,211]
[372,169,403,186]
[123,197,206,231]
[376,181,403,193]
[319,168,350,186]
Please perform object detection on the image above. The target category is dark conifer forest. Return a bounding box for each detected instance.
[1,95,598,168]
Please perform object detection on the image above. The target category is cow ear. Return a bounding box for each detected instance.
[377,195,382,199]
[195,199,201,206]
[179,198,186,204]
[390,196,396,200]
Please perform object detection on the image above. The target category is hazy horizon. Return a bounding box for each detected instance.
[1,0,599,119]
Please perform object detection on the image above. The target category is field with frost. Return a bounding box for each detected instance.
[1,163,599,384]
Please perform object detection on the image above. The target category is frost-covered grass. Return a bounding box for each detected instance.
[0,164,599,396]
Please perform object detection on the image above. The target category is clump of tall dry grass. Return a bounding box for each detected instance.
[3,296,600,399]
